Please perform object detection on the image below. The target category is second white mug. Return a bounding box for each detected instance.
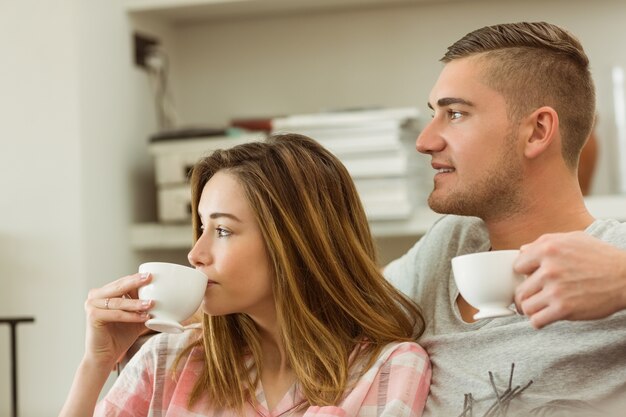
[451,250,524,320]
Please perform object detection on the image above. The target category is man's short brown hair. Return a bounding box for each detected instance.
[442,22,596,169]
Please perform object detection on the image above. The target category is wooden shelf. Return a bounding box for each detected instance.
[125,0,433,23]
[130,194,625,250]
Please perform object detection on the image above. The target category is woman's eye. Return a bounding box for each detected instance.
[216,227,231,238]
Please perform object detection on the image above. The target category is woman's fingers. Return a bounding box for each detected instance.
[85,297,152,317]
[87,273,151,302]
[96,308,150,323]
[98,296,152,312]
[84,273,154,325]
[86,295,151,314]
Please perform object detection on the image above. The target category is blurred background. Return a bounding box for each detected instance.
[1,0,626,415]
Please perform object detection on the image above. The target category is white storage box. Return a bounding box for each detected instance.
[157,185,192,223]
[149,132,265,223]
[149,134,264,186]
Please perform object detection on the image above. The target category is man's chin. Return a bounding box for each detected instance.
[428,194,471,216]
[428,194,452,214]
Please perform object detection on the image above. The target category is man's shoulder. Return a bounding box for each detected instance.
[422,214,489,253]
[429,214,485,232]
[587,218,626,248]
[383,215,490,297]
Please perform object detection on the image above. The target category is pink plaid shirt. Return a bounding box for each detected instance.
[96,331,430,417]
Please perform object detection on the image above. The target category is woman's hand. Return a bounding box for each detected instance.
[59,273,155,417]
[83,272,154,368]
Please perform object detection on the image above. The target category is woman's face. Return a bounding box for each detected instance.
[187,171,274,319]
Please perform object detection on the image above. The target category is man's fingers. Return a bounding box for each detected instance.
[528,304,563,329]
[514,272,544,310]
[513,247,542,276]
[518,289,549,317]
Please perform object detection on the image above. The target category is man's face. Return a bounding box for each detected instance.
[417,56,523,221]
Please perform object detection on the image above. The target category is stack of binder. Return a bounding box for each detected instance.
[271,108,429,221]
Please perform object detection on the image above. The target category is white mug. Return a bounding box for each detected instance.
[451,250,524,320]
[138,262,208,333]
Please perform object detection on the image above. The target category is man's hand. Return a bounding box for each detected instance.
[513,232,626,329]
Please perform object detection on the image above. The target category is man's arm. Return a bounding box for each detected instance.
[513,231,626,329]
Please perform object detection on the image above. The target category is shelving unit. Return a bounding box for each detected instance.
[126,0,626,253]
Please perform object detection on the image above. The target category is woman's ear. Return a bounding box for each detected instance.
[521,106,559,160]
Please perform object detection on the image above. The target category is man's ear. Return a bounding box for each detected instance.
[520,106,559,160]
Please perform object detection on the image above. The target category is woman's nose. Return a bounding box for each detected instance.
[188,234,211,268]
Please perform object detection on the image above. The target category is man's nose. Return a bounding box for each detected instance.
[416,118,445,154]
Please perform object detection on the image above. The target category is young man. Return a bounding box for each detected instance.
[385,22,626,416]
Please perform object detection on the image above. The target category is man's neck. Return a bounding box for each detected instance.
[486,191,595,250]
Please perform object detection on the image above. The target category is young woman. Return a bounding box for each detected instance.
[60,134,430,416]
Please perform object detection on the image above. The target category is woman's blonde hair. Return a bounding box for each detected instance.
[181,133,424,412]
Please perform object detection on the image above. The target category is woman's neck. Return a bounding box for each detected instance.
[255,319,295,411]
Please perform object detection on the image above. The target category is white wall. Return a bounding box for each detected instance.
[0,1,84,416]
[0,0,625,415]
[0,0,156,415]
[76,0,160,407]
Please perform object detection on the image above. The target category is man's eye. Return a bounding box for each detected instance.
[448,110,463,120]
[216,227,231,238]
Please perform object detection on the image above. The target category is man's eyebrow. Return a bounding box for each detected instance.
[208,212,242,222]
[427,97,475,109]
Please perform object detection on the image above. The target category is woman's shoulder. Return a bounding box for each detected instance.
[142,329,201,348]
[340,341,430,414]
[132,329,204,366]
[377,341,429,365]
[353,341,429,380]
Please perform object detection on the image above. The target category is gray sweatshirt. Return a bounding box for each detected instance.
[385,215,626,417]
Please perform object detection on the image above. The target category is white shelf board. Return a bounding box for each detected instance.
[131,222,194,250]
[369,206,441,237]
[125,0,441,23]
[584,194,626,220]
[130,195,625,250]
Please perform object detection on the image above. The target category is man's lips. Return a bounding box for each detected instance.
[431,162,455,174]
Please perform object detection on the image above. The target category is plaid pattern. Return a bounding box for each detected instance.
[96,332,430,417]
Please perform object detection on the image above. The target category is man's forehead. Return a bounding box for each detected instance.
[428,57,499,107]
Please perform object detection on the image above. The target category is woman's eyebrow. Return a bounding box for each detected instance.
[208,212,242,222]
